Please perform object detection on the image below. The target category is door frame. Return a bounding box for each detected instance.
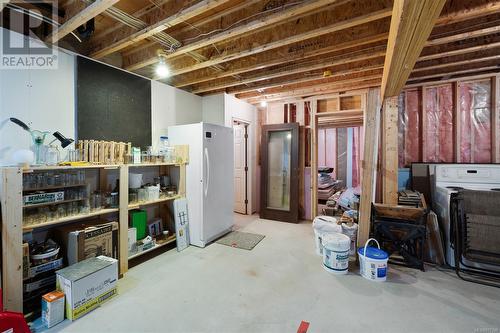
[260,122,300,223]
[233,120,249,214]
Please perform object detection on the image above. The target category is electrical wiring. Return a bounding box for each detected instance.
[182,0,305,43]
[5,3,82,42]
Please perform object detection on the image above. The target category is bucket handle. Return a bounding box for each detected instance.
[362,238,380,256]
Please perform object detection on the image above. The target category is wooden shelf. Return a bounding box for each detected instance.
[127,162,184,167]
[22,208,119,231]
[127,195,182,210]
[23,198,85,209]
[128,236,176,260]
[23,165,120,172]
[23,183,87,192]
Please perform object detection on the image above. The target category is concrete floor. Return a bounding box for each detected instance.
[49,214,500,333]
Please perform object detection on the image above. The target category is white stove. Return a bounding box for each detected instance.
[432,164,500,267]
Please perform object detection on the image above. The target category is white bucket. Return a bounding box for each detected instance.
[341,223,358,256]
[312,216,342,256]
[322,233,350,275]
[358,238,389,282]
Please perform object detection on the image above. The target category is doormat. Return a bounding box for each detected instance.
[216,231,265,250]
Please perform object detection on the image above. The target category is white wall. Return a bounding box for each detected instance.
[224,94,258,214]
[0,28,202,166]
[200,93,259,213]
[151,81,202,151]
[0,30,75,165]
[201,94,224,125]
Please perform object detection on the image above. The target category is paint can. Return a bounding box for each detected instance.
[312,216,342,256]
[358,238,388,282]
[341,222,358,256]
[322,233,350,275]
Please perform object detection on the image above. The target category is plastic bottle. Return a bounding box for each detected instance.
[158,136,170,162]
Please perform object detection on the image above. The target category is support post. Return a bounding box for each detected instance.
[382,96,399,204]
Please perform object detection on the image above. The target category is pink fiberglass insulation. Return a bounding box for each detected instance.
[424,84,454,162]
[405,89,421,166]
[459,80,492,163]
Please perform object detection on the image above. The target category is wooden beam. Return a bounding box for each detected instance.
[358,88,381,247]
[126,7,392,72]
[175,33,389,88]
[46,0,119,43]
[193,49,386,94]
[90,0,231,59]
[227,65,384,95]
[381,0,446,99]
[419,41,500,62]
[1,168,23,312]
[493,75,500,163]
[382,97,399,204]
[425,25,500,47]
[434,1,500,26]
[413,54,500,73]
[408,66,500,84]
[244,78,381,103]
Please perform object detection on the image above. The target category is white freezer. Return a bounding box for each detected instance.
[168,123,234,247]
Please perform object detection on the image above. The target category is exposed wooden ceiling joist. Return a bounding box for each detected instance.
[90,0,232,59]
[174,32,389,88]
[408,66,500,84]
[226,65,384,95]
[419,40,500,62]
[244,78,382,103]
[46,0,120,44]
[147,7,391,80]
[125,0,359,72]
[381,0,447,99]
[192,49,386,94]
[413,54,500,73]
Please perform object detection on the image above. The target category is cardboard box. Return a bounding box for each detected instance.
[27,258,64,280]
[56,256,118,321]
[55,222,119,265]
[24,191,64,205]
[42,291,65,328]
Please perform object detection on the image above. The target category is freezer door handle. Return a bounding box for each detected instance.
[204,147,210,197]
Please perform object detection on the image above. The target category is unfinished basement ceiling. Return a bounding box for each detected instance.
[9,0,500,104]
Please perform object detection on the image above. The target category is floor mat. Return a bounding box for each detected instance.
[216,231,265,250]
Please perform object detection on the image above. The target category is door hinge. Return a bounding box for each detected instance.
[244,199,248,204]
[244,134,249,139]
[244,166,248,172]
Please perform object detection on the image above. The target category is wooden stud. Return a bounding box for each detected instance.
[381,0,447,99]
[46,0,119,43]
[492,76,500,163]
[382,97,399,205]
[358,88,381,247]
[455,81,461,162]
[119,165,129,275]
[1,167,23,312]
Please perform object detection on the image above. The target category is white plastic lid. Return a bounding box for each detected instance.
[313,216,341,233]
[322,232,350,248]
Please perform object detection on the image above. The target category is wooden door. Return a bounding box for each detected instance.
[233,122,247,214]
[260,123,300,223]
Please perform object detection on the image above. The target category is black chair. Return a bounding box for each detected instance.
[450,190,500,288]
[371,202,428,271]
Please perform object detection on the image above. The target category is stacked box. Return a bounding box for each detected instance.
[56,256,118,321]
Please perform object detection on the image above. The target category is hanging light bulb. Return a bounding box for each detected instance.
[156,56,170,78]
[260,101,267,107]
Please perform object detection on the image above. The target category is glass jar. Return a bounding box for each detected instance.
[45,145,60,166]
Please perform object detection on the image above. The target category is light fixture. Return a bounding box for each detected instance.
[155,56,170,78]
[260,101,267,107]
